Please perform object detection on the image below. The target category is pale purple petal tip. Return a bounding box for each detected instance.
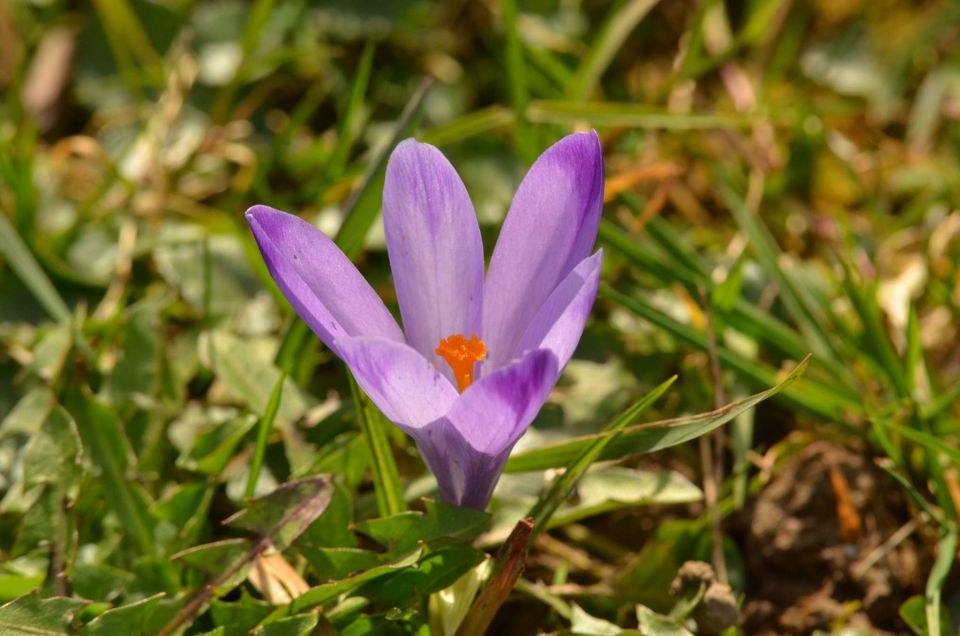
[383,139,484,374]
[483,131,604,370]
[245,206,403,355]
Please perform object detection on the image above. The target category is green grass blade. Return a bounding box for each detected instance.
[348,374,406,516]
[601,284,857,419]
[927,527,957,636]
[567,0,661,100]
[419,106,515,147]
[325,41,377,185]
[718,181,842,364]
[528,100,756,129]
[506,356,809,473]
[244,371,286,499]
[335,77,433,259]
[0,213,70,323]
[68,388,156,556]
[502,0,536,161]
[527,375,676,539]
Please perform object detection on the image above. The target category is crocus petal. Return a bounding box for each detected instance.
[413,423,512,510]
[383,140,484,374]
[246,206,403,355]
[515,250,602,373]
[412,348,558,509]
[483,131,604,370]
[336,336,458,431]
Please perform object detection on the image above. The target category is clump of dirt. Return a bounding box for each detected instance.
[735,442,930,635]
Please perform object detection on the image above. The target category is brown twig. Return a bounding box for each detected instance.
[455,517,534,636]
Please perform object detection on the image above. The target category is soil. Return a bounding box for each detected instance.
[732,441,931,635]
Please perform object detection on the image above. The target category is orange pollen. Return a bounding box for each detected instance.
[435,333,487,393]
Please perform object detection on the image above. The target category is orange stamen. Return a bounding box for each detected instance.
[435,333,487,393]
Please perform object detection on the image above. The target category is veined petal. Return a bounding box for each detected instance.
[449,348,558,455]
[383,139,484,373]
[483,131,604,370]
[337,337,458,431]
[246,206,403,355]
[412,348,558,509]
[515,250,602,373]
[413,425,511,510]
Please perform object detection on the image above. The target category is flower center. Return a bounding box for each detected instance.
[435,333,487,393]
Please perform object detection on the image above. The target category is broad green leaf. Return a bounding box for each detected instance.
[636,604,693,636]
[255,612,319,636]
[296,548,380,582]
[0,592,89,635]
[225,475,334,551]
[81,594,165,636]
[0,387,54,438]
[210,591,273,636]
[353,499,490,554]
[506,357,809,472]
[570,603,625,635]
[199,330,313,426]
[23,406,82,492]
[360,544,484,607]
[281,548,423,614]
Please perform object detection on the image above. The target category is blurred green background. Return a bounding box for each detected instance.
[1,0,960,634]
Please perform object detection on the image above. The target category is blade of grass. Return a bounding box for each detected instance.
[502,0,536,162]
[718,179,844,372]
[211,0,277,121]
[348,374,406,516]
[324,41,377,185]
[506,356,808,472]
[601,210,859,396]
[67,388,156,556]
[528,100,757,129]
[0,212,70,323]
[927,526,957,636]
[419,106,515,148]
[244,371,286,499]
[336,77,433,259]
[527,376,676,540]
[567,0,661,100]
[600,284,857,419]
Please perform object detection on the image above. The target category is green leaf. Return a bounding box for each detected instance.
[353,499,490,554]
[506,357,809,472]
[527,376,675,537]
[67,388,156,556]
[348,373,405,517]
[926,527,956,636]
[81,594,165,636]
[225,475,334,551]
[255,613,319,636]
[0,210,70,323]
[567,0,661,100]
[281,548,423,614]
[199,330,313,427]
[0,592,89,635]
[636,604,693,636]
[360,544,483,607]
[246,370,286,498]
[569,603,625,635]
[22,406,82,492]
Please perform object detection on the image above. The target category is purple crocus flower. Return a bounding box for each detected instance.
[246,131,604,509]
